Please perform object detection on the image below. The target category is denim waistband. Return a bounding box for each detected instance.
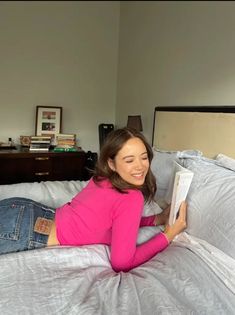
[0,197,55,212]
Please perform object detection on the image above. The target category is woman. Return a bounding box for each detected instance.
[0,128,187,272]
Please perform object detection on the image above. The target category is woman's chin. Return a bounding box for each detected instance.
[131,179,145,187]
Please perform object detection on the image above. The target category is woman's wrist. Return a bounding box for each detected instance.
[154,213,164,226]
[154,212,168,226]
[154,214,159,226]
[163,230,174,242]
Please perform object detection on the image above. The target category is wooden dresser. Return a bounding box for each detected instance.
[0,147,87,184]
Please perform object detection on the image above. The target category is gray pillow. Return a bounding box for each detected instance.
[151,148,202,201]
[182,157,235,260]
[151,149,179,200]
[215,153,235,172]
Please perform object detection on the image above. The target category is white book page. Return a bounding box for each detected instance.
[168,162,194,226]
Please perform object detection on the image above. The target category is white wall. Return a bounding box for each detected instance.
[0,1,120,152]
[2,1,235,151]
[116,1,235,144]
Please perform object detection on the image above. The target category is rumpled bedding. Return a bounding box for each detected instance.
[0,172,235,314]
[0,239,234,315]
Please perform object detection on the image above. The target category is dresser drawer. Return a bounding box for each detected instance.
[0,157,35,184]
[0,149,86,184]
[51,154,85,181]
[33,156,52,181]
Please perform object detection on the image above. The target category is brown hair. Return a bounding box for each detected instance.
[93,127,156,203]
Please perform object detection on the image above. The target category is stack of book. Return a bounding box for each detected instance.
[54,134,77,152]
[29,136,52,152]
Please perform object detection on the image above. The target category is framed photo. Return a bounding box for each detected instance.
[35,106,62,137]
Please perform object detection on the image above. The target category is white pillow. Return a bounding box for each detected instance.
[151,148,202,201]
[0,180,88,208]
[143,200,163,216]
[151,149,179,200]
[215,153,235,172]
[182,157,235,260]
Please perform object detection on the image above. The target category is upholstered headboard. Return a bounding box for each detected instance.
[152,106,235,159]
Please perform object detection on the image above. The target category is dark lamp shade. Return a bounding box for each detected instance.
[127,115,143,131]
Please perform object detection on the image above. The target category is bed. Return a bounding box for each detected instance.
[1,106,235,314]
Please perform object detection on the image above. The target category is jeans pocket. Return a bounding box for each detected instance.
[0,203,24,240]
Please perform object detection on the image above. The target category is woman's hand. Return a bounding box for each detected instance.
[154,204,171,226]
[163,201,187,242]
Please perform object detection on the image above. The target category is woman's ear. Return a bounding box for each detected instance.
[108,158,116,172]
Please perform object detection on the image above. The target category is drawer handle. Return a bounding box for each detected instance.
[35,157,49,161]
[35,172,50,176]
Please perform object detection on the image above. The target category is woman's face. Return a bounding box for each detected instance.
[108,137,149,186]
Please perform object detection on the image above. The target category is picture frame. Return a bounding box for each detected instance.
[35,106,62,137]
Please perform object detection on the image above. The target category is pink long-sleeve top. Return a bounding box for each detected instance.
[55,178,169,272]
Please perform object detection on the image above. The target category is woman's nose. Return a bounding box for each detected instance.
[134,159,144,169]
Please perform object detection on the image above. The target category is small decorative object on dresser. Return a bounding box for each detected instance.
[0,139,16,149]
[20,135,31,147]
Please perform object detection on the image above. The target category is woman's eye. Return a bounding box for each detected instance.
[142,156,148,160]
[126,160,133,163]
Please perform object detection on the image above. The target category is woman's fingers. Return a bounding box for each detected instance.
[179,201,187,219]
[177,201,187,230]
[164,202,188,242]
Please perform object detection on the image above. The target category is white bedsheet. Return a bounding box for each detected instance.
[0,180,235,314]
[1,239,234,315]
[0,180,88,208]
[175,233,235,294]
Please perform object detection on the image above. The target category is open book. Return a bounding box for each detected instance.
[166,161,194,226]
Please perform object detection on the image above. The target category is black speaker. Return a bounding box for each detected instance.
[99,123,114,149]
[83,151,98,180]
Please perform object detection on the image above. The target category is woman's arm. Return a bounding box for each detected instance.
[111,197,187,272]
[110,192,169,272]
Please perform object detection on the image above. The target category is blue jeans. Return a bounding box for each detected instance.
[0,197,55,255]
